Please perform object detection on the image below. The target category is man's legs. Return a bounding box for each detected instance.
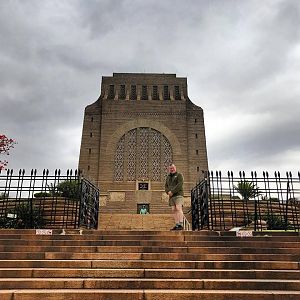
[171,203,184,230]
[171,206,178,223]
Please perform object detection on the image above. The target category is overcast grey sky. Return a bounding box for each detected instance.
[1,0,300,176]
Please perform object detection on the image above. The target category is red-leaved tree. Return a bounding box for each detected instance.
[0,134,17,171]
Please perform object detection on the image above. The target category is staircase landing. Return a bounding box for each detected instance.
[99,213,175,230]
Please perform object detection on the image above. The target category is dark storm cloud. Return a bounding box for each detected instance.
[210,115,300,158]
[0,0,299,174]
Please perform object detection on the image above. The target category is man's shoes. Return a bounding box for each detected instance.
[170,224,183,231]
[175,224,183,230]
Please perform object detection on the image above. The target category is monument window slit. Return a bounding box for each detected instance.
[163,85,169,100]
[108,84,115,99]
[152,85,158,100]
[130,85,137,100]
[119,84,126,100]
[142,85,148,100]
[174,85,180,100]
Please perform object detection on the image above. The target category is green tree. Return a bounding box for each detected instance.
[56,180,81,200]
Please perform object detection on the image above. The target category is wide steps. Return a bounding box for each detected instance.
[1,289,300,300]
[0,229,299,299]
[99,214,175,231]
[0,278,299,290]
[0,245,299,254]
[1,252,299,262]
[0,259,298,270]
[0,239,299,248]
[0,268,299,280]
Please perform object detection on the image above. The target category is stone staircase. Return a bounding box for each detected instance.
[0,229,299,299]
[101,200,173,214]
[99,213,175,231]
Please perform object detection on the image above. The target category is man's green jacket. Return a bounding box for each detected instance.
[165,172,184,198]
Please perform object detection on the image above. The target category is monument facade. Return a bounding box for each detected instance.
[79,73,208,212]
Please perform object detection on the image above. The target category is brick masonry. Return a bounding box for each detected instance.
[78,73,208,212]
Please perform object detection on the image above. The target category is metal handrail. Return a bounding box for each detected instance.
[183,215,191,231]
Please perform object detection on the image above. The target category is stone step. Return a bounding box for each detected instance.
[0,260,298,270]
[0,234,299,243]
[1,289,300,300]
[0,228,298,236]
[101,210,174,214]
[0,239,298,248]
[0,245,298,254]
[0,268,299,279]
[210,208,297,213]
[98,214,175,230]
[0,278,299,290]
[0,252,298,261]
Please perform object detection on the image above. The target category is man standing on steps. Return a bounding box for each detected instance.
[165,163,184,230]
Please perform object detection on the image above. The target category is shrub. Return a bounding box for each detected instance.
[0,216,15,228]
[0,192,8,199]
[264,213,291,230]
[234,180,261,201]
[56,180,81,200]
[34,192,52,198]
[269,197,279,202]
[0,203,45,229]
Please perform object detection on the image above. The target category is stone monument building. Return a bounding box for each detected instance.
[79,73,208,213]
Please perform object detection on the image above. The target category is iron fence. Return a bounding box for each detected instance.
[191,178,209,230]
[191,171,300,231]
[0,169,99,229]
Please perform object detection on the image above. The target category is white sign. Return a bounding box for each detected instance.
[36,229,53,235]
[236,230,253,237]
[7,213,17,219]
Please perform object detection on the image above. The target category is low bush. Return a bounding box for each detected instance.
[0,192,8,199]
[0,203,45,229]
[34,192,52,198]
[264,213,291,230]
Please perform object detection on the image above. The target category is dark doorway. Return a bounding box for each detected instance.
[137,203,150,214]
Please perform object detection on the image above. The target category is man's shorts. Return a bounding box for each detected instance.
[169,195,184,207]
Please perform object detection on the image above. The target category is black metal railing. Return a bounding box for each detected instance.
[79,177,99,229]
[191,171,300,231]
[0,169,99,229]
[191,178,209,230]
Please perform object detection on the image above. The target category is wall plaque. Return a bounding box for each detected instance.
[138,182,149,190]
